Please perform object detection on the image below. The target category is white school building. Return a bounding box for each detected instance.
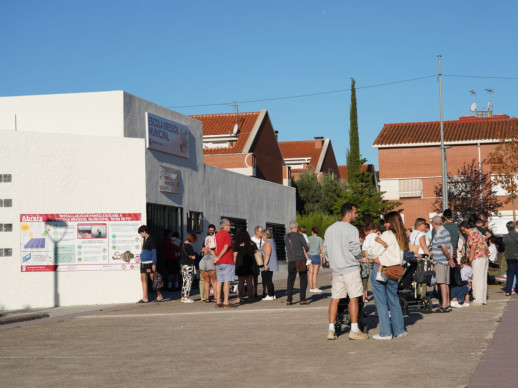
[0,91,295,310]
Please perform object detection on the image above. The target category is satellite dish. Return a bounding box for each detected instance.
[232,123,239,135]
[470,102,477,112]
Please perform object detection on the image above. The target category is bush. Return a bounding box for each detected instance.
[296,212,338,238]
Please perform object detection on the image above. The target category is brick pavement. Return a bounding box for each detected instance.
[0,271,512,387]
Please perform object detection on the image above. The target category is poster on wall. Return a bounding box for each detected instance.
[146,112,189,158]
[20,213,142,272]
[159,165,180,193]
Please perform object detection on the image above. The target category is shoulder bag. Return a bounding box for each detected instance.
[384,264,404,281]
[253,242,264,267]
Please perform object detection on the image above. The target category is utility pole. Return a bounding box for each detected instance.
[438,55,449,211]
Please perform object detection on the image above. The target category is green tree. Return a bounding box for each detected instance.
[346,78,361,183]
[294,168,348,215]
[320,172,348,214]
[294,168,321,214]
[333,170,401,227]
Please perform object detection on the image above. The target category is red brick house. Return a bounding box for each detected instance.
[279,138,340,181]
[373,114,518,232]
[191,110,285,185]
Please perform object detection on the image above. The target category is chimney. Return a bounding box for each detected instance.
[314,136,324,149]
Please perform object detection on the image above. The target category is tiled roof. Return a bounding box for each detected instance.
[279,140,326,170]
[338,164,375,180]
[191,112,260,154]
[373,115,518,147]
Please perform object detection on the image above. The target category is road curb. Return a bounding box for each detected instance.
[0,313,49,325]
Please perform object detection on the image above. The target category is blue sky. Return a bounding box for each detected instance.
[2,0,517,168]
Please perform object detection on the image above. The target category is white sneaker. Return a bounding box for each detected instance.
[372,334,393,340]
[451,301,462,308]
[181,298,194,303]
[463,302,470,308]
[310,288,323,293]
[395,331,408,338]
[262,295,274,301]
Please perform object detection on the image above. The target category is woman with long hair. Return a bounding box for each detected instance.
[367,211,409,340]
[233,230,258,303]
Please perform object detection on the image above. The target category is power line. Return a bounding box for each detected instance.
[167,73,518,109]
[444,74,518,80]
[167,75,436,108]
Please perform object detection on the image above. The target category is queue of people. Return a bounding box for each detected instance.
[135,206,515,342]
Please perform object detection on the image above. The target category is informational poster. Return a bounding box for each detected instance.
[146,112,190,158]
[159,165,180,193]
[20,213,142,272]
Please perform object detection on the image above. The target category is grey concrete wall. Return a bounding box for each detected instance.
[203,164,296,233]
[122,92,205,213]
[122,92,296,238]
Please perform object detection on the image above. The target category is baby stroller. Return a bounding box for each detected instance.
[398,253,435,315]
[334,296,367,336]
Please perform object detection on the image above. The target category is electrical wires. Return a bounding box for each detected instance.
[167,74,517,109]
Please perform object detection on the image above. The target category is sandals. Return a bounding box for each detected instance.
[435,307,451,313]
[137,299,149,304]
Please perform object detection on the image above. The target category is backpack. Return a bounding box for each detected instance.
[414,258,435,285]
[451,267,468,287]
[206,234,217,250]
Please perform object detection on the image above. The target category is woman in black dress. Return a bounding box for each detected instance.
[234,230,258,303]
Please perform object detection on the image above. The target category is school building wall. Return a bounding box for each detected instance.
[0,130,147,310]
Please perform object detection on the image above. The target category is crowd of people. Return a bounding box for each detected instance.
[135,205,518,341]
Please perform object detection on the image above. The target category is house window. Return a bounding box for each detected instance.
[399,179,422,198]
[187,211,203,234]
[0,248,12,257]
[1,174,12,182]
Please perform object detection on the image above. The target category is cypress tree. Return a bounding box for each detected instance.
[346,78,360,183]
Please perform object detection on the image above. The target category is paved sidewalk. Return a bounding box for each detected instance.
[469,295,518,387]
[0,271,512,387]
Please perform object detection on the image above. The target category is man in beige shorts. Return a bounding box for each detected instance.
[324,203,368,341]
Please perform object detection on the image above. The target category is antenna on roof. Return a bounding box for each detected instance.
[485,88,494,111]
[469,90,477,112]
[231,101,239,135]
